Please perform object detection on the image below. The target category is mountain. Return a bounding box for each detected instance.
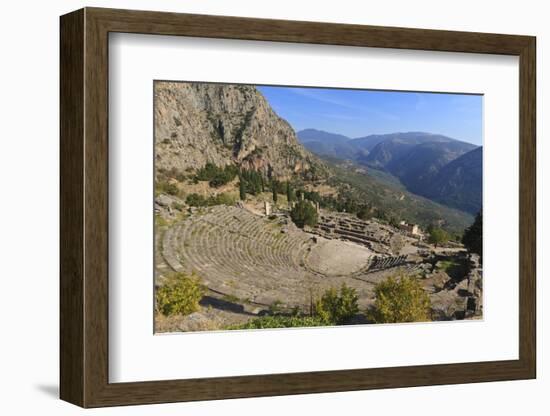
[359,132,475,168]
[297,129,357,160]
[385,139,478,192]
[298,129,479,214]
[298,128,351,144]
[298,130,475,170]
[324,158,474,233]
[155,82,320,178]
[350,134,394,153]
[422,146,483,214]
[360,134,478,211]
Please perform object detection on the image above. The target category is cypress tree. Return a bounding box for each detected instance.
[286,182,293,204]
[462,211,482,258]
[272,180,278,203]
[239,178,246,201]
[290,200,318,228]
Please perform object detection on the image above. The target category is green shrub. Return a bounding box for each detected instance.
[227,315,327,330]
[356,206,372,220]
[195,162,218,181]
[156,272,206,316]
[368,274,431,323]
[156,180,179,196]
[314,284,359,325]
[427,226,449,247]
[186,192,237,207]
[195,163,238,187]
[268,300,284,315]
[154,213,169,227]
[290,200,318,228]
[186,193,207,207]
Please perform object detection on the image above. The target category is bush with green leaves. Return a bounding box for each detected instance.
[185,193,207,207]
[427,226,449,247]
[227,315,327,330]
[290,200,318,228]
[356,206,372,220]
[156,180,179,196]
[368,274,431,323]
[156,272,206,316]
[186,192,237,207]
[314,284,359,325]
[194,162,238,188]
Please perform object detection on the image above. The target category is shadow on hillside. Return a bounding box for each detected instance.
[200,295,257,316]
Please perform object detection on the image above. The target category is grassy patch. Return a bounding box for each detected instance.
[227,315,327,330]
[155,213,169,227]
[437,258,468,280]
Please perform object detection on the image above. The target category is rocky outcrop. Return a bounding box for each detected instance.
[428,253,482,320]
[154,82,320,179]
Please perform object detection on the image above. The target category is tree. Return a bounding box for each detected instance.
[368,274,431,323]
[194,163,238,188]
[462,211,482,258]
[239,178,246,201]
[240,169,262,195]
[388,216,400,228]
[290,200,318,228]
[286,182,294,204]
[156,272,206,316]
[357,206,372,220]
[428,227,449,248]
[314,284,359,325]
[271,180,278,203]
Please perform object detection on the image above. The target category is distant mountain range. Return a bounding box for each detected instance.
[422,146,483,214]
[297,129,482,215]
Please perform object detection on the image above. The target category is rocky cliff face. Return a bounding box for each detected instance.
[154,82,317,178]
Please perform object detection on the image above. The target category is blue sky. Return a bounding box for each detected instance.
[257,86,483,145]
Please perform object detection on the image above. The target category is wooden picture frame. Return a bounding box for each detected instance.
[60,7,536,408]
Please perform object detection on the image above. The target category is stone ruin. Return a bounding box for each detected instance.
[465,254,483,318]
[155,204,482,331]
[264,201,271,216]
[311,212,396,255]
[427,253,483,320]
[368,254,409,271]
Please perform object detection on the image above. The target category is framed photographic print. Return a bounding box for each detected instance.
[60,7,536,408]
